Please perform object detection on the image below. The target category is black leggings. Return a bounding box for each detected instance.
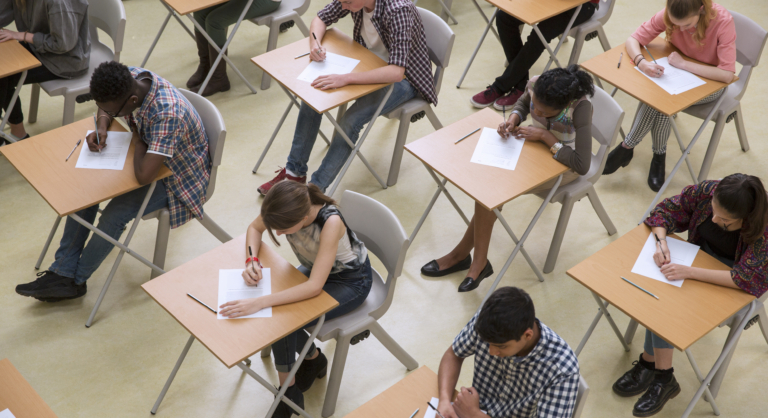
[492,3,596,94]
[0,45,61,125]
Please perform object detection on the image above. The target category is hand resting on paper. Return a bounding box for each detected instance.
[667,52,686,70]
[312,74,347,90]
[242,263,263,286]
[516,126,556,146]
[660,263,693,282]
[454,387,483,418]
[219,297,266,318]
[497,113,521,138]
[86,129,109,152]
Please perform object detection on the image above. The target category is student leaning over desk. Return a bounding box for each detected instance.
[602,0,736,192]
[612,173,768,417]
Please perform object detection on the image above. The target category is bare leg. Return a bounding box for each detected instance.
[10,122,27,138]
[434,216,476,270]
[468,201,496,278]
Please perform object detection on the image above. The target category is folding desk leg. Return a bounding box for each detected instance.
[575,306,604,357]
[425,166,470,225]
[534,4,581,73]
[151,335,195,415]
[470,0,501,43]
[457,9,498,89]
[410,166,470,244]
[684,349,720,415]
[669,117,698,184]
[624,319,639,344]
[253,99,294,174]
[35,216,63,270]
[592,293,631,352]
[141,11,172,67]
[0,70,27,143]
[435,0,458,24]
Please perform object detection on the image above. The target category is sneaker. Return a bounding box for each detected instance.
[258,167,306,196]
[295,348,328,392]
[16,271,69,295]
[493,88,525,111]
[17,275,85,299]
[34,282,87,302]
[273,384,304,418]
[470,86,504,109]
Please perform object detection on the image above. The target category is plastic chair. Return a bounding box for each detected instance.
[572,376,590,418]
[383,7,455,187]
[142,89,233,279]
[534,87,623,273]
[682,11,768,182]
[565,0,614,66]
[28,0,126,126]
[249,0,311,90]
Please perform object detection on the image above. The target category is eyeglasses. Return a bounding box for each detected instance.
[97,94,133,118]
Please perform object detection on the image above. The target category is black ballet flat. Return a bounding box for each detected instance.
[458,261,494,293]
[421,255,472,277]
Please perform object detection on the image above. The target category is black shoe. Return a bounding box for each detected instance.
[633,372,680,417]
[613,355,656,397]
[421,255,471,277]
[16,274,85,299]
[295,348,328,392]
[34,283,87,302]
[16,271,68,295]
[647,153,666,192]
[274,384,304,418]
[458,261,493,293]
[603,144,634,175]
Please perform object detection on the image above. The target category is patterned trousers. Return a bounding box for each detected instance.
[624,89,724,154]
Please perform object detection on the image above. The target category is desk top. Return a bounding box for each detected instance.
[163,0,229,16]
[252,28,390,114]
[567,224,754,351]
[142,235,339,368]
[343,366,440,418]
[405,108,568,211]
[0,41,41,79]
[486,0,590,25]
[580,37,737,116]
[0,359,58,418]
[0,118,172,217]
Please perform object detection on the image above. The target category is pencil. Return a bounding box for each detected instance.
[295,52,310,59]
[621,276,659,300]
[617,52,623,68]
[455,127,480,144]
[93,113,101,153]
[643,45,658,65]
[408,409,419,418]
[187,293,217,313]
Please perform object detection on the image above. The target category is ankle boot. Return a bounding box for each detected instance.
[192,45,230,97]
[273,384,304,418]
[603,144,634,175]
[295,348,328,392]
[647,153,666,192]
[186,29,210,88]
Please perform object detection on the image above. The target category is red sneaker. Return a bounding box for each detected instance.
[470,86,503,109]
[493,88,525,111]
[257,167,306,196]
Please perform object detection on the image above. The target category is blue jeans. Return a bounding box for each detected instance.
[272,257,373,372]
[286,79,417,192]
[49,182,169,284]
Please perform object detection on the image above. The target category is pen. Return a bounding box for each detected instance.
[93,113,101,153]
[617,52,623,68]
[643,45,658,65]
[455,127,480,144]
[312,32,322,52]
[65,139,82,162]
[187,293,217,313]
[295,52,310,59]
[427,402,445,418]
[621,276,659,300]
[408,409,419,418]
[654,233,662,246]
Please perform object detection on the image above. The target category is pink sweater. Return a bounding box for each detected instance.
[632,3,736,72]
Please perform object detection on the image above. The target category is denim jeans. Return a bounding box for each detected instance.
[193,0,280,47]
[286,79,417,192]
[272,257,373,372]
[49,182,169,284]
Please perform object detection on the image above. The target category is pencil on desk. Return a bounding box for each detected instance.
[295,52,310,59]
[408,409,419,418]
[455,127,480,144]
[621,276,659,300]
[65,139,81,162]
[187,293,217,313]
[617,52,623,68]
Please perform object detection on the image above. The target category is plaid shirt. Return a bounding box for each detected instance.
[126,67,211,228]
[317,0,437,105]
[453,314,580,418]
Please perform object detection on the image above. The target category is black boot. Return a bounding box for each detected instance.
[186,30,210,89]
[613,354,656,397]
[295,348,328,392]
[647,153,666,192]
[633,370,680,417]
[603,144,634,174]
[192,45,230,97]
[273,384,304,418]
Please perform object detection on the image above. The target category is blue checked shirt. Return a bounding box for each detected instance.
[452,314,580,418]
[126,67,211,228]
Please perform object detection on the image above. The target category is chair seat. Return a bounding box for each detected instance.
[250,0,305,25]
[39,43,114,97]
[384,97,429,119]
[141,207,167,221]
[534,154,601,204]
[682,86,740,119]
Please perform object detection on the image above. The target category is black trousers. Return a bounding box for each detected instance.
[492,2,596,94]
[0,44,61,125]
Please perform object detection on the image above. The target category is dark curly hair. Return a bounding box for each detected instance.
[475,287,535,344]
[90,61,134,103]
[533,64,595,110]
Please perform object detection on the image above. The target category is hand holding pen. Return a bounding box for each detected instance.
[497,113,521,138]
[653,233,671,267]
[242,246,263,286]
[310,32,326,62]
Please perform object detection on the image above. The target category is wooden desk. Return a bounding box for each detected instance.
[143,235,338,416]
[162,0,228,16]
[343,366,441,418]
[406,107,568,296]
[0,359,58,418]
[0,41,41,143]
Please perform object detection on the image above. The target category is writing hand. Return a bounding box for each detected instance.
[437,400,459,418]
[310,44,326,62]
[653,240,670,267]
[498,113,521,138]
[242,264,263,286]
[640,60,665,78]
[86,129,108,152]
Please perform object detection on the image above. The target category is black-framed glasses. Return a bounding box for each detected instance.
[97,94,132,118]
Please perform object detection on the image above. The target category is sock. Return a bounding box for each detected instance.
[285,168,301,178]
[638,354,655,370]
[655,368,674,383]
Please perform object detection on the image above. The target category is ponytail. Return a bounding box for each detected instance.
[714,174,768,244]
[533,64,595,110]
[260,182,337,245]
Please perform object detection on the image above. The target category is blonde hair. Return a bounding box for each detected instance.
[664,0,715,45]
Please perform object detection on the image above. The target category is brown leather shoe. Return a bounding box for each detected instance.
[186,29,210,89]
[192,45,230,97]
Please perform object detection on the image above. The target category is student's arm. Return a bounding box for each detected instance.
[626,36,666,78]
[667,52,735,84]
[309,17,328,62]
[437,347,463,418]
[499,89,530,137]
[134,114,177,185]
[651,226,671,266]
[30,4,84,54]
[536,373,580,418]
[661,264,739,288]
[313,65,404,90]
[552,100,592,175]
[242,216,266,285]
[133,141,166,185]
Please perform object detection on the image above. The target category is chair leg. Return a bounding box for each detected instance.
[596,26,611,52]
[321,335,353,418]
[197,214,233,243]
[28,84,41,124]
[369,321,418,370]
[424,106,443,130]
[261,346,272,358]
[386,115,412,187]
[733,104,749,152]
[697,113,726,183]
[757,306,768,346]
[260,22,282,90]
[150,210,171,280]
[543,195,575,274]
[62,93,77,125]
[567,33,586,67]
[293,14,310,36]
[587,187,616,235]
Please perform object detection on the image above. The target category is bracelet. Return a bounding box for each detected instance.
[633,53,643,64]
[550,142,563,155]
[635,57,646,67]
[98,114,112,123]
[245,257,260,265]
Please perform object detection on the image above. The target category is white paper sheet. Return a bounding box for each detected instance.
[0,409,16,418]
[297,52,360,83]
[470,127,525,171]
[75,130,132,170]
[631,233,700,287]
[217,268,272,319]
[424,397,441,418]
[634,57,705,95]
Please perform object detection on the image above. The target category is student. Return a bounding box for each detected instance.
[613,173,768,417]
[602,0,736,191]
[15,62,211,301]
[186,0,281,96]
[437,287,580,418]
[257,0,436,195]
[421,65,594,292]
[0,0,90,140]
[219,181,372,418]
[469,1,596,111]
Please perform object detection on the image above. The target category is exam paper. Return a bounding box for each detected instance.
[631,233,700,287]
[635,57,705,95]
[0,409,16,418]
[424,397,441,418]
[297,52,360,83]
[470,127,525,170]
[217,268,272,319]
[75,130,132,170]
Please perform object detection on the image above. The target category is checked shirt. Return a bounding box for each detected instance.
[453,314,580,418]
[126,67,211,228]
[317,0,437,105]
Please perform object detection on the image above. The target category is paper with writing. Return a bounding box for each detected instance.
[631,233,700,287]
[470,127,525,171]
[297,52,360,83]
[217,268,272,319]
[75,130,132,170]
[635,57,705,95]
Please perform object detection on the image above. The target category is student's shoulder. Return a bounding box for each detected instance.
[711,3,736,32]
[537,322,579,375]
[382,0,418,18]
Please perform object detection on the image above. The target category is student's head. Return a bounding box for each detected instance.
[531,64,594,119]
[712,174,768,243]
[475,287,536,358]
[90,61,139,119]
[664,0,714,45]
[337,0,371,13]
[260,181,337,245]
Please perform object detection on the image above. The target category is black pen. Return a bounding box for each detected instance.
[187,293,217,313]
[427,402,445,418]
[618,52,623,68]
[312,32,323,54]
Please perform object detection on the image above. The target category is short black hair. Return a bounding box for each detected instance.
[533,64,595,110]
[475,287,535,344]
[90,61,133,103]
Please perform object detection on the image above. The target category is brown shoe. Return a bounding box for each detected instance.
[186,29,210,89]
[192,45,230,97]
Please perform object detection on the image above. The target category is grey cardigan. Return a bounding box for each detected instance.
[0,0,90,79]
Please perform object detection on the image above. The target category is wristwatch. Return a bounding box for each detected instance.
[550,142,563,155]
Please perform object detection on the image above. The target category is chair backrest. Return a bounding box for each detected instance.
[592,0,616,25]
[179,90,227,202]
[583,87,624,185]
[415,7,455,96]
[88,0,126,62]
[571,376,590,418]
[340,191,409,316]
[728,11,768,102]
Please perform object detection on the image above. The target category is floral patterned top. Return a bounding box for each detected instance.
[645,180,768,297]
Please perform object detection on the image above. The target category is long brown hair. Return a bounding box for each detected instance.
[664,0,715,46]
[714,174,768,244]
[260,182,336,245]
